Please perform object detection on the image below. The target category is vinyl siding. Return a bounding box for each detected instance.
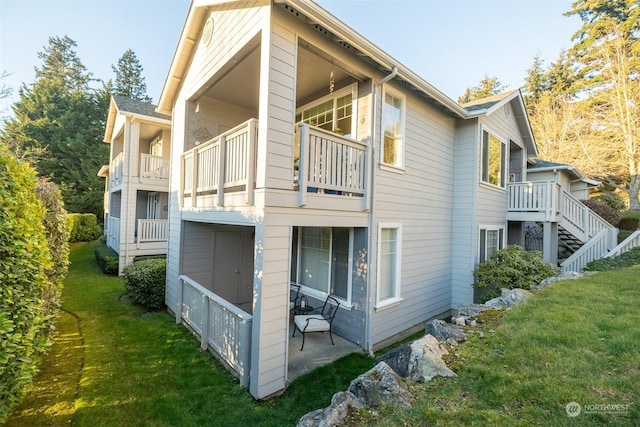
[369,87,456,346]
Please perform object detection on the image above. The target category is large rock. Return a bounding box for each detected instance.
[457,303,494,318]
[296,391,364,427]
[348,361,414,408]
[484,288,532,308]
[375,335,456,384]
[425,319,466,343]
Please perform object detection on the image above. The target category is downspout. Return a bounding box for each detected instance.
[365,66,397,356]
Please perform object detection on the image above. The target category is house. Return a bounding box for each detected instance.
[154,0,623,399]
[98,95,172,274]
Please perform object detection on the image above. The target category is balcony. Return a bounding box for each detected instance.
[140,154,170,180]
[137,219,168,248]
[180,120,368,210]
[110,152,124,188]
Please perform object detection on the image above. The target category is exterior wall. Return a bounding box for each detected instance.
[451,119,478,307]
[368,83,456,347]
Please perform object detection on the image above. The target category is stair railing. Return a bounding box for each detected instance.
[605,230,640,258]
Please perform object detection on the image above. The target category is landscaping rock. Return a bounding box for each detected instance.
[296,391,364,427]
[375,335,456,384]
[348,361,414,408]
[484,288,533,308]
[425,319,467,343]
[457,303,494,318]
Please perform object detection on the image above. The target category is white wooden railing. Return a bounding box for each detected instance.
[110,153,124,187]
[107,216,120,252]
[507,181,561,219]
[140,154,170,179]
[182,119,257,207]
[297,123,367,206]
[605,230,640,258]
[176,275,252,387]
[560,229,610,274]
[560,191,615,244]
[137,219,168,245]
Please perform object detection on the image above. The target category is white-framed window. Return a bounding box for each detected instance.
[479,227,504,263]
[291,227,353,305]
[376,223,402,309]
[481,129,506,187]
[295,84,357,138]
[381,87,405,169]
[150,136,162,156]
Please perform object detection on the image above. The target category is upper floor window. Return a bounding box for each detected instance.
[296,85,355,138]
[481,130,506,187]
[381,88,405,169]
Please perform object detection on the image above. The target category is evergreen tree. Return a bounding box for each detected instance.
[565,0,640,209]
[0,36,108,216]
[458,74,509,104]
[111,49,152,102]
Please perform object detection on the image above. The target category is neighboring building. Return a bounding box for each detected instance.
[148,0,623,399]
[98,95,171,274]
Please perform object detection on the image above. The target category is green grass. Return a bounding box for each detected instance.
[344,267,640,426]
[8,243,640,426]
[6,242,373,426]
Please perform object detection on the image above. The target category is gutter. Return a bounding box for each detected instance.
[364,66,398,356]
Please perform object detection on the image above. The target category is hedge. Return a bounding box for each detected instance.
[0,146,53,423]
[123,258,167,310]
[67,213,102,242]
[94,236,119,275]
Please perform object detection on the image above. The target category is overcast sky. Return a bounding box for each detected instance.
[0,0,581,115]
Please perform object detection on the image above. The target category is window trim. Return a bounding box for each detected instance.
[478,225,505,263]
[295,83,358,139]
[480,127,507,189]
[379,86,406,171]
[375,222,403,310]
[293,227,354,307]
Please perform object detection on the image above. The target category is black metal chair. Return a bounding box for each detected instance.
[292,295,340,351]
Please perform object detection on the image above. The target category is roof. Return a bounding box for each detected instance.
[157,0,467,118]
[103,95,171,143]
[112,95,170,121]
[460,90,520,113]
[528,159,600,186]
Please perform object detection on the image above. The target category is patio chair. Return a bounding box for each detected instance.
[292,295,340,351]
[289,284,301,311]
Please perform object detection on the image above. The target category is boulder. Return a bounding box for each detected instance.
[375,335,456,384]
[484,288,532,308]
[348,361,414,408]
[457,303,494,318]
[424,319,466,343]
[296,391,364,427]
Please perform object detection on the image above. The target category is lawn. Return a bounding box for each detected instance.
[7,242,640,426]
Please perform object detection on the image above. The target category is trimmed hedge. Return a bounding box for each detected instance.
[67,213,102,242]
[473,245,559,302]
[592,192,627,212]
[94,236,118,275]
[0,146,53,423]
[123,258,166,310]
[619,217,639,231]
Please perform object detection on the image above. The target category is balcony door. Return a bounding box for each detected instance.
[147,192,160,219]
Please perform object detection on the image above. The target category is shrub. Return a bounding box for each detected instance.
[592,192,627,212]
[581,199,622,228]
[67,213,102,242]
[34,178,70,326]
[584,247,640,272]
[94,238,119,275]
[473,246,559,302]
[0,146,53,423]
[123,258,167,310]
[619,217,639,231]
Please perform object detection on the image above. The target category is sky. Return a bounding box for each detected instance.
[0,0,582,116]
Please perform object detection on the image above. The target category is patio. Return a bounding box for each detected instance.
[287,320,364,383]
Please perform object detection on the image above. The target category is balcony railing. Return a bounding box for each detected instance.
[182,119,257,207]
[137,219,168,246]
[110,152,124,187]
[297,123,367,207]
[506,181,561,220]
[176,275,252,388]
[140,154,170,179]
[107,216,120,252]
